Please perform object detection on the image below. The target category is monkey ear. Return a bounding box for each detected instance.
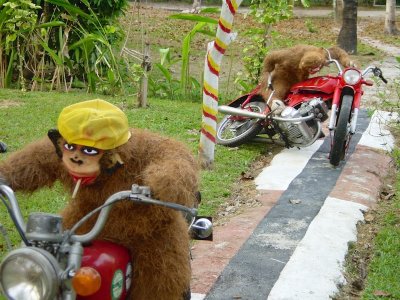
[100,150,124,175]
[47,129,63,158]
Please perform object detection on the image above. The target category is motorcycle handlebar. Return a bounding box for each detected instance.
[372,67,388,84]
[69,184,198,244]
[362,66,388,84]
[380,75,388,84]
[327,61,387,84]
[0,184,198,245]
[0,185,26,231]
[327,58,343,74]
[69,190,133,243]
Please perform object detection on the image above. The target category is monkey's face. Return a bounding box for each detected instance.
[299,51,325,74]
[61,140,104,179]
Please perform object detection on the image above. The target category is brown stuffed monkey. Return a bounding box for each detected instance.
[0,99,199,300]
[259,44,353,111]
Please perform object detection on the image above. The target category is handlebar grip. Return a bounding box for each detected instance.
[372,67,387,84]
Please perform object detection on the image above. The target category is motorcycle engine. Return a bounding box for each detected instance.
[278,98,329,146]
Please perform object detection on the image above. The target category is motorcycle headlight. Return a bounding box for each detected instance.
[0,247,60,300]
[343,69,361,85]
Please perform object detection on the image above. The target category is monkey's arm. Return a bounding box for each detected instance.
[258,49,293,99]
[142,148,198,207]
[327,46,354,67]
[128,130,199,208]
[262,49,290,73]
[0,137,60,192]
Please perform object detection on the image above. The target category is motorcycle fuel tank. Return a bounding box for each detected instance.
[286,76,339,108]
[290,76,339,94]
[78,240,132,300]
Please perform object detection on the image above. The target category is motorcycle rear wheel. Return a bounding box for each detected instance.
[330,95,353,166]
[216,101,266,147]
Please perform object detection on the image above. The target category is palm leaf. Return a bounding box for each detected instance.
[169,14,218,24]
[69,34,109,50]
[45,0,94,21]
[199,7,220,14]
[155,63,172,82]
[38,40,63,65]
[159,48,171,66]
[36,21,66,29]
[180,22,207,93]
[196,29,217,37]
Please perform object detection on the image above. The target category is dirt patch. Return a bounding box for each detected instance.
[0,100,21,109]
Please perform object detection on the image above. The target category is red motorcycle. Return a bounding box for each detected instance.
[0,184,212,300]
[217,54,387,166]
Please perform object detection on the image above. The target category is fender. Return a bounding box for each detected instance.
[225,86,263,107]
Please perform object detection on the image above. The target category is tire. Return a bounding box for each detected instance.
[216,101,266,147]
[330,95,353,166]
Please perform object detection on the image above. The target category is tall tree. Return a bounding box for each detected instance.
[384,0,399,35]
[337,0,358,54]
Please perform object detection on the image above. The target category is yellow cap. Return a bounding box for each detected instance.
[58,99,131,150]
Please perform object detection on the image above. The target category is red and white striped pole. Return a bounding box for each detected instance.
[199,0,242,168]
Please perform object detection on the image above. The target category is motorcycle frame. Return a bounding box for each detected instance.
[328,65,373,135]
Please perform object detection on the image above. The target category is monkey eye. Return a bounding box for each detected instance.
[81,147,100,156]
[63,143,76,151]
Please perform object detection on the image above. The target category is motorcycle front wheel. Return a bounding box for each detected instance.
[216,101,266,147]
[330,95,353,166]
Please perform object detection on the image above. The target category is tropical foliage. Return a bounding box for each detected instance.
[0,0,128,93]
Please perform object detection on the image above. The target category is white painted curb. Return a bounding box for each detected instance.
[267,197,368,300]
[191,293,206,300]
[255,140,323,191]
[358,110,397,152]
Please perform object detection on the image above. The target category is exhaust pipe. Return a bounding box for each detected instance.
[218,105,266,119]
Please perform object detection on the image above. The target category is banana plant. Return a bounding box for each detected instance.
[46,0,124,93]
[0,0,40,89]
[149,48,181,99]
[169,9,218,98]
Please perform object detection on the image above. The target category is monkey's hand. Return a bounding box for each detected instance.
[142,158,198,207]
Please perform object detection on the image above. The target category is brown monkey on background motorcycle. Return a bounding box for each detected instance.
[259,44,354,111]
[0,99,199,300]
